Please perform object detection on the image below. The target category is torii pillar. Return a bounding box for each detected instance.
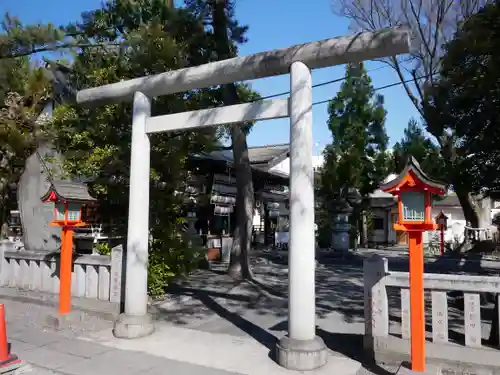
[76,27,410,371]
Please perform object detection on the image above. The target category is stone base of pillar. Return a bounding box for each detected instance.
[113,313,155,339]
[276,335,328,371]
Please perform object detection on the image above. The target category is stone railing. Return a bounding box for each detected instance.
[364,254,500,368]
[0,240,123,303]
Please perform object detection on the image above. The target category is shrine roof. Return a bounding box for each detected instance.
[379,156,446,193]
[41,181,96,203]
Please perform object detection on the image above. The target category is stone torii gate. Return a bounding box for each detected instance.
[77,27,410,371]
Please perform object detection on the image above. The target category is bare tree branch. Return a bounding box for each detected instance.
[332,0,491,112]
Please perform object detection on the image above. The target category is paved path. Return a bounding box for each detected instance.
[5,254,487,375]
[2,299,242,375]
[2,297,366,375]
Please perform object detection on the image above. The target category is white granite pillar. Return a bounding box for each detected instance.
[113,91,155,339]
[276,61,327,371]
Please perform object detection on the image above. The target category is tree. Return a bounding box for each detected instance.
[186,0,255,280]
[48,0,243,294]
[319,62,391,247]
[0,13,70,226]
[422,1,500,345]
[0,58,54,227]
[392,118,444,176]
[423,1,500,198]
[332,0,491,228]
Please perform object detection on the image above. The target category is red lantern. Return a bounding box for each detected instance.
[380,157,446,373]
[41,181,96,315]
[435,211,449,257]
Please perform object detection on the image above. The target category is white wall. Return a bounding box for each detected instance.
[376,206,467,245]
[370,208,389,244]
[269,155,324,176]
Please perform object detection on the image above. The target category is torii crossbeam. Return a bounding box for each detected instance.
[77,27,410,371]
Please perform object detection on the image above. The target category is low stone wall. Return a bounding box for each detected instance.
[0,240,124,303]
[364,254,500,368]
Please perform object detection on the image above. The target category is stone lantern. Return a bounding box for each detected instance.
[329,194,353,255]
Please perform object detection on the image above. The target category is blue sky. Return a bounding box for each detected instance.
[1,0,420,154]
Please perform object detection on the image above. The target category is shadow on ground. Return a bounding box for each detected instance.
[151,252,500,373]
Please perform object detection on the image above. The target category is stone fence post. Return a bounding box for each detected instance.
[110,245,125,304]
[363,254,389,353]
[0,240,14,286]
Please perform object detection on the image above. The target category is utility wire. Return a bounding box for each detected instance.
[252,65,389,102]
[312,72,439,106]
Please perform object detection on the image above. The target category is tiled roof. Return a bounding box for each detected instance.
[198,144,290,166]
[41,181,96,203]
[247,144,289,164]
[380,156,446,193]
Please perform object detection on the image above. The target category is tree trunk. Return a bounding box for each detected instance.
[455,186,479,228]
[228,123,254,280]
[360,212,368,248]
[211,0,253,280]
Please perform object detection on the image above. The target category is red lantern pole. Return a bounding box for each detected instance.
[380,156,447,373]
[59,227,74,315]
[409,230,425,372]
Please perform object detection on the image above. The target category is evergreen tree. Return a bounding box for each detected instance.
[392,118,444,177]
[186,0,255,280]
[0,57,53,227]
[319,62,390,246]
[50,0,238,295]
[334,0,488,229]
[0,0,260,292]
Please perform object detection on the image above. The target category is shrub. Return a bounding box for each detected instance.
[147,237,205,298]
[94,242,112,256]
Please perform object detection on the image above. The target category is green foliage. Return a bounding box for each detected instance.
[317,63,391,247]
[0,14,65,59]
[424,1,500,197]
[392,118,445,178]
[320,63,390,200]
[148,237,205,297]
[50,2,220,232]
[0,53,54,220]
[46,1,230,293]
[94,242,112,256]
[1,0,257,291]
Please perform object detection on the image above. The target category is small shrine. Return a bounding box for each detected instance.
[380,156,446,232]
[379,156,446,372]
[41,180,96,315]
[41,181,96,227]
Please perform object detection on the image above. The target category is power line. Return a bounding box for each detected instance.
[312,72,439,107]
[252,64,389,102]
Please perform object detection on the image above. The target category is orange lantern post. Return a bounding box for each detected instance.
[41,181,96,315]
[435,211,448,257]
[380,157,446,372]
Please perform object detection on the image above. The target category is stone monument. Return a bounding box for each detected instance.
[17,145,64,252]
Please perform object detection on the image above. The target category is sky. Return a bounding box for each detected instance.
[1,0,420,155]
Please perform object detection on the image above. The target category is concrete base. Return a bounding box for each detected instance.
[46,312,84,331]
[113,313,155,339]
[396,362,441,375]
[276,335,328,371]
